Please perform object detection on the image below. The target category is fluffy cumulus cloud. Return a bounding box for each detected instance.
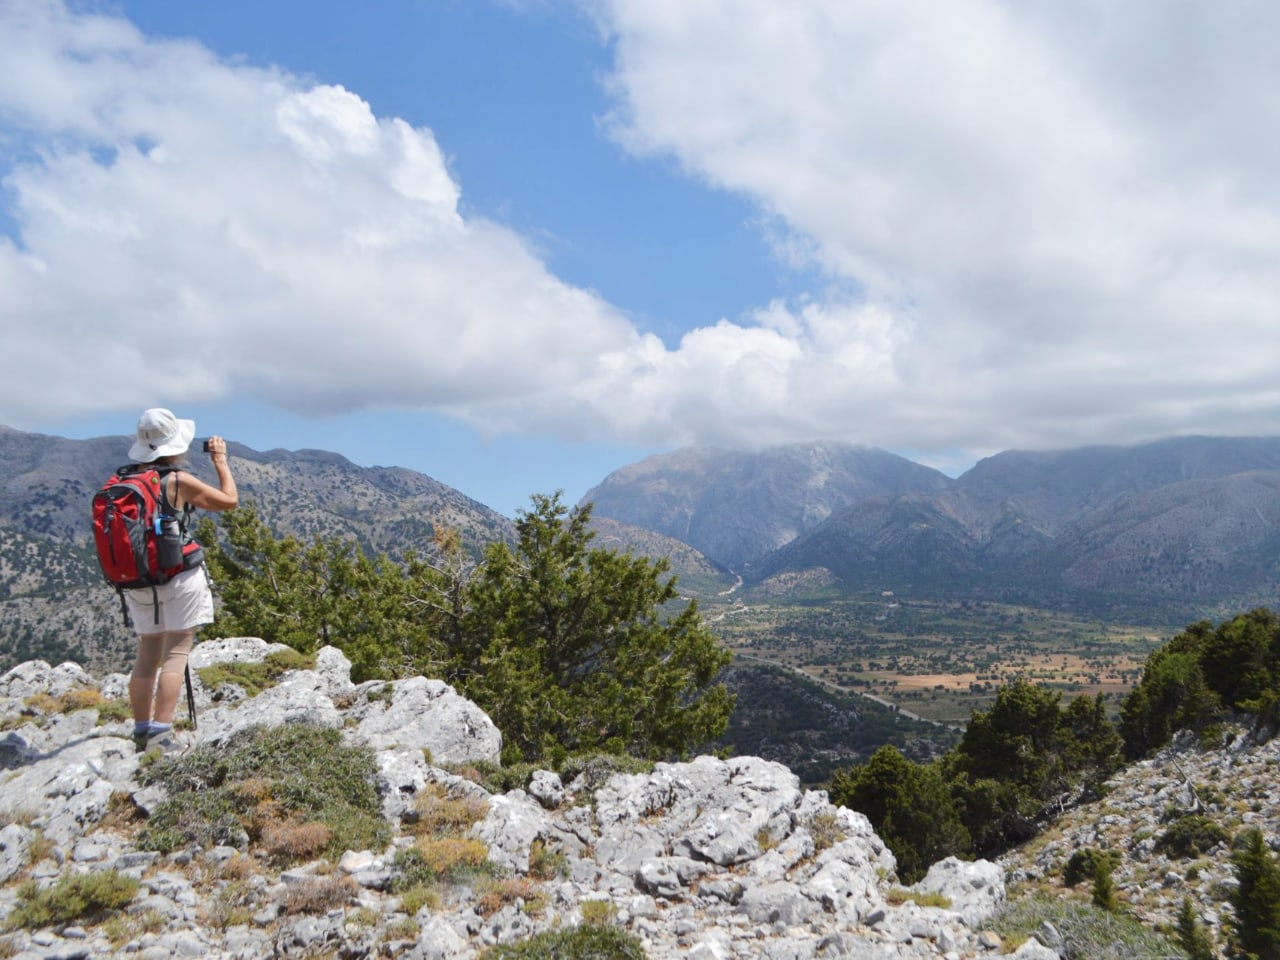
[0,0,635,428]
[4,0,1280,463]
[589,0,1280,455]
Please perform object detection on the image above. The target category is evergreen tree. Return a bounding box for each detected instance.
[199,493,734,765]
[829,746,968,884]
[1176,897,1216,960]
[196,506,441,682]
[459,493,733,763]
[1232,828,1280,960]
[1091,857,1120,913]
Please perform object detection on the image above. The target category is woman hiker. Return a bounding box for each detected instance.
[122,408,238,750]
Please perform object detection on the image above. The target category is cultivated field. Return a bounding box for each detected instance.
[706,594,1173,725]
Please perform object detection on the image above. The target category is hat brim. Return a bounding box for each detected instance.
[128,418,196,462]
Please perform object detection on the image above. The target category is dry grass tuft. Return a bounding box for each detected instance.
[277,875,357,916]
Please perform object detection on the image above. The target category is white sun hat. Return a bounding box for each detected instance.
[129,408,196,462]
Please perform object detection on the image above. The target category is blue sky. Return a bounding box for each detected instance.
[4,1,1280,516]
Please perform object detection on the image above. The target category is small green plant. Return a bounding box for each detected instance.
[5,870,139,929]
[138,723,389,860]
[884,888,952,909]
[197,649,317,699]
[480,924,645,959]
[1091,860,1120,914]
[806,811,844,852]
[1176,897,1216,960]
[579,898,619,925]
[392,837,493,889]
[408,783,489,838]
[528,839,567,880]
[100,908,165,948]
[397,883,440,916]
[993,897,1182,960]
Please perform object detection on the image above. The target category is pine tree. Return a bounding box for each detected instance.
[1232,828,1280,960]
[1176,897,1215,960]
[1091,858,1120,913]
[460,493,733,763]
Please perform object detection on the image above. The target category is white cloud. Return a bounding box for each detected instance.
[0,0,633,427]
[589,0,1280,454]
[4,0,1280,465]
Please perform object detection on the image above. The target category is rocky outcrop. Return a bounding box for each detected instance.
[0,643,1014,959]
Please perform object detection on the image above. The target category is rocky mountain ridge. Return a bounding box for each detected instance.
[587,436,1280,621]
[0,641,1026,960]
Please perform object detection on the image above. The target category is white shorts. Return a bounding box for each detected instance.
[125,566,214,635]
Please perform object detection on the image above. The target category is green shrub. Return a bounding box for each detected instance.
[579,899,618,925]
[480,924,646,960]
[1091,860,1120,913]
[1062,848,1116,888]
[5,871,139,929]
[391,838,494,889]
[197,649,317,699]
[138,723,389,860]
[1157,814,1230,859]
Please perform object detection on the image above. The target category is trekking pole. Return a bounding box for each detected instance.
[184,664,198,729]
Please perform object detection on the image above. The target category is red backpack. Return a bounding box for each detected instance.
[91,465,204,623]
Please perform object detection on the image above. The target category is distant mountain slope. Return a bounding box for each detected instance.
[0,427,512,556]
[585,515,734,597]
[0,425,514,672]
[748,436,1280,619]
[581,442,951,570]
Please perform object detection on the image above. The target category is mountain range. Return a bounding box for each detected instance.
[584,436,1280,622]
[4,425,1280,672]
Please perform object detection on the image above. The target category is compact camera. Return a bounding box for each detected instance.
[202,440,212,453]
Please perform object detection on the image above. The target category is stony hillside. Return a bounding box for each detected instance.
[584,515,734,598]
[1001,721,1274,958]
[0,643,1023,960]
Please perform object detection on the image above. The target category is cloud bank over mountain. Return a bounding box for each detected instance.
[3,0,1279,466]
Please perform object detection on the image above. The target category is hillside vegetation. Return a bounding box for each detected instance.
[830,605,1280,959]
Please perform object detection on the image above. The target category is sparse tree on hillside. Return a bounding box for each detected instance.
[1119,623,1226,760]
[1232,828,1280,960]
[1177,897,1216,960]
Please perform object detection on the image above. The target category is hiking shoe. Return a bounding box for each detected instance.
[142,729,188,757]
